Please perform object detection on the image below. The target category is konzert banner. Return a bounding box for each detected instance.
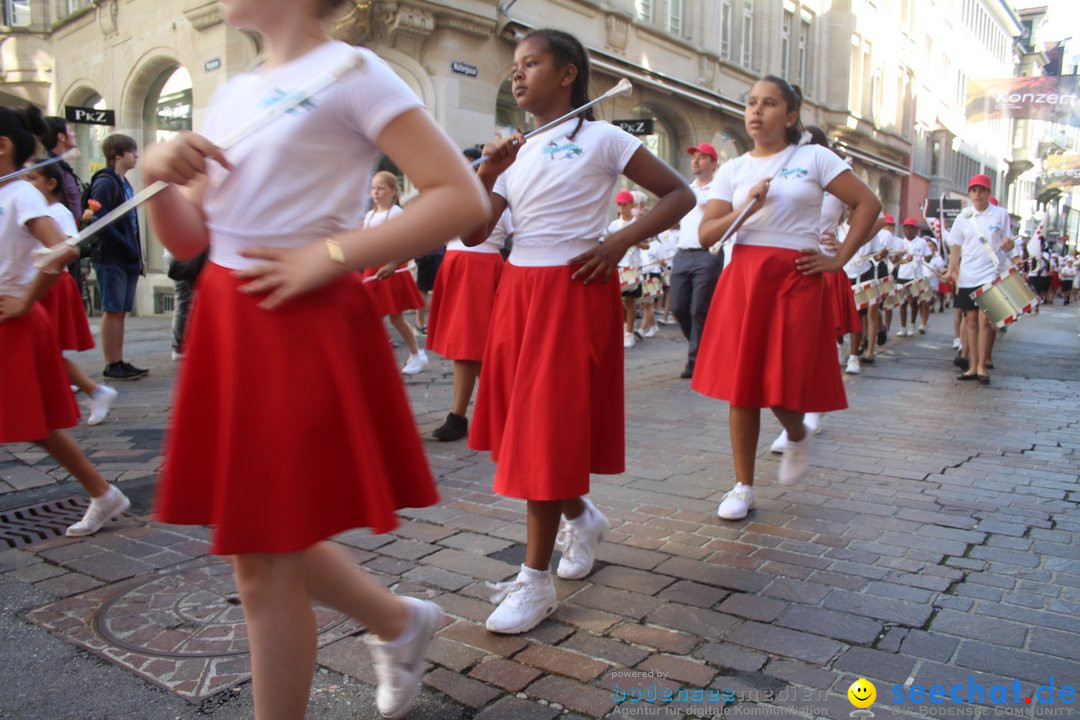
[966,76,1080,129]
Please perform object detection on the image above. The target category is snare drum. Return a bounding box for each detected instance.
[641,275,662,299]
[619,266,642,292]
[911,277,932,302]
[879,277,903,310]
[853,280,879,310]
[971,269,1037,328]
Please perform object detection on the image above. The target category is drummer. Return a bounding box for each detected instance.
[895,217,931,336]
[945,174,1014,385]
[606,190,643,348]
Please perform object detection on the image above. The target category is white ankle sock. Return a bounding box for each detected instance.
[519,564,549,581]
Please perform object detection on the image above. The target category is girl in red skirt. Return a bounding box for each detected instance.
[25,160,118,425]
[426,170,509,441]
[696,77,880,522]
[466,29,694,634]
[0,107,130,538]
[141,1,488,716]
[362,171,428,375]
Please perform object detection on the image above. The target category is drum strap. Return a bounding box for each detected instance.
[969,215,1003,274]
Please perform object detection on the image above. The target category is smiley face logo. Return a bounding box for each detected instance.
[848,678,877,709]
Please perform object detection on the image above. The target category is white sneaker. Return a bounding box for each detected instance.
[623,331,636,349]
[171,350,184,361]
[485,566,558,634]
[898,326,908,337]
[555,498,610,580]
[770,430,788,454]
[952,337,962,350]
[365,597,444,719]
[402,350,428,375]
[717,483,755,521]
[778,428,812,486]
[66,486,130,537]
[642,325,659,338]
[87,385,118,426]
[804,412,822,435]
[845,356,861,374]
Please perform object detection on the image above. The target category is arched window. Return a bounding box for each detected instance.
[144,66,192,145]
[629,105,674,165]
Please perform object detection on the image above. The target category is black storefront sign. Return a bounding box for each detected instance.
[613,119,654,136]
[65,105,115,126]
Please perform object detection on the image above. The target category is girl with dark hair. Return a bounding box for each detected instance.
[140,0,490,716]
[24,159,118,425]
[465,28,694,634]
[0,107,130,537]
[696,77,881,521]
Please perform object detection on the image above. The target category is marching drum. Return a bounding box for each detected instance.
[970,269,1038,328]
[879,277,903,310]
[910,277,932,302]
[641,275,662,299]
[618,266,642,292]
[853,280,879,310]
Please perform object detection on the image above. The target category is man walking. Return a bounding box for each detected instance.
[669,142,724,379]
[89,133,148,380]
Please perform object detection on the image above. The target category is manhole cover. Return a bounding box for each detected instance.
[95,558,350,657]
[0,496,129,549]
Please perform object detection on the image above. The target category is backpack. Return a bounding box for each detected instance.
[79,169,125,258]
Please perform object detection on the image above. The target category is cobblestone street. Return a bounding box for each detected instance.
[1,302,1078,720]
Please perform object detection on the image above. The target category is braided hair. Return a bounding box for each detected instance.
[523,29,593,141]
[759,75,803,145]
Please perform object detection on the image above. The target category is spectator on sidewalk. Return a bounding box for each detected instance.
[40,116,86,294]
[88,133,147,381]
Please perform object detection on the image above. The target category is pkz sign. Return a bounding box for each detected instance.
[65,105,115,127]
[613,119,654,136]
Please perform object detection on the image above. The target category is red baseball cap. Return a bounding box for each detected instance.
[902,217,918,227]
[968,174,992,190]
[883,214,895,224]
[687,143,718,162]
[615,190,634,204]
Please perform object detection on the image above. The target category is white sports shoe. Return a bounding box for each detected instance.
[898,326,909,337]
[717,483,756,521]
[402,350,428,375]
[804,412,822,435]
[770,431,788,454]
[778,427,812,486]
[485,566,558,635]
[642,325,659,338]
[87,385,118,426]
[623,331,636,349]
[365,597,444,719]
[66,486,130,537]
[845,355,862,374]
[952,337,962,350]
[555,498,610,580]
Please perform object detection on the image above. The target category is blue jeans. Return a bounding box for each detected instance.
[95,263,140,313]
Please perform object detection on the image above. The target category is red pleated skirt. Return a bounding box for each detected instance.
[692,245,848,412]
[826,270,861,336]
[0,304,79,442]
[469,263,625,500]
[426,250,504,361]
[155,263,439,555]
[38,272,94,351]
[360,267,424,316]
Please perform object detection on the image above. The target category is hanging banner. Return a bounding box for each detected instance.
[966,76,1080,129]
[1042,154,1080,190]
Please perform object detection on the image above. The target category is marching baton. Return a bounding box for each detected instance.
[34,52,366,269]
[362,266,412,283]
[0,149,81,184]
[471,78,634,168]
[707,131,812,249]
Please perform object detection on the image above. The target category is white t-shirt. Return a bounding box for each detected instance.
[678,177,713,250]
[1060,263,1077,281]
[363,204,403,230]
[45,202,78,238]
[946,204,1013,288]
[818,192,846,256]
[927,254,946,291]
[896,235,930,280]
[844,231,883,279]
[201,42,424,270]
[493,120,642,267]
[0,180,52,295]
[447,209,511,254]
[709,144,850,251]
[641,238,667,274]
[605,217,640,269]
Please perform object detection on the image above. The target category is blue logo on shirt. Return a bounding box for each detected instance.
[543,139,584,160]
[261,89,317,115]
[776,166,808,179]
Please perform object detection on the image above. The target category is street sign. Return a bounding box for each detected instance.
[613,119,654,136]
[451,60,478,78]
[65,105,115,126]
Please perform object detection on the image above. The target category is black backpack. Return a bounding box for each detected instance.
[79,169,125,258]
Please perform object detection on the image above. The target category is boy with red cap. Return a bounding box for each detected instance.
[946,174,1013,384]
[669,142,723,377]
[607,190,643,347]
[895,217,932,335]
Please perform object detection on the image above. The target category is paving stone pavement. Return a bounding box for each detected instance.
[0,300,1078,720]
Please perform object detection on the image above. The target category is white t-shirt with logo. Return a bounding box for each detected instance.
[494,120,641,267]
[201,42,424,270]
[678,177,713,250]
[0,180,52,295]
[946,204,1013,287]
[447,209,511,254]
[709,144,850,252]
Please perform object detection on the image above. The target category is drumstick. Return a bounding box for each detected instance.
[362,267,412,283]
[0,149,81,183]
[470,79,634,168]
[709,131,812,248]
[34,52,366,270]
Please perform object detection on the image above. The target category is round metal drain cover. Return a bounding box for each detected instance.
[95,558,349,657]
